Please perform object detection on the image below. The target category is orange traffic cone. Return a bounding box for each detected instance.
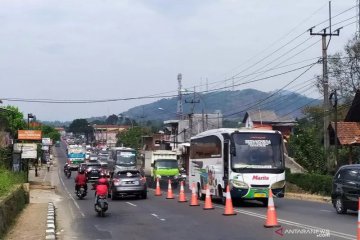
[178,181,187,202]
[166,179,174,199]
[203,185,214,210]
[223,185,236,216]
[357,197,360,240]
[154,178,162,196]
[189,183,200,206]
[264,189,281,228]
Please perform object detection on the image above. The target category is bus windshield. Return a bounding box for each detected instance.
[155,160,178,169]
[116,151,136,166]
[231,132,283,169]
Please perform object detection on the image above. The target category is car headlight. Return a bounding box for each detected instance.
[230,179,249,189]
[156,175,161,179]
[271,180,285,189]
[173,175,178,179]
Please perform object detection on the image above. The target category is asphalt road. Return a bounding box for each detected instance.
[54,143,357,240]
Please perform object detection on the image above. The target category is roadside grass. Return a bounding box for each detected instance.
[0,168,26,197]
[286,171,332,196]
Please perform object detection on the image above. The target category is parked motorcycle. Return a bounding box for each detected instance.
[76,185,87,200]
[95,194,108,217]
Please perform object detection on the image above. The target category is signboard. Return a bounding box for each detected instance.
[41,146,49,151]
[18,130,42,140]
[13,143,38,159]
[42,138,52,146]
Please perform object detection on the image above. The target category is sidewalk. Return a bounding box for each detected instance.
[4,165,61,240]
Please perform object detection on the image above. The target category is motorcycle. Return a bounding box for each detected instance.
[179,168,187,182]
[76,185,87,200]
[95,194,108,217]
[64,168,71,179]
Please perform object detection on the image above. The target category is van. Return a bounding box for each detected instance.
[331,164,360,214]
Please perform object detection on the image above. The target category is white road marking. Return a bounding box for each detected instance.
[320,210,332,212]
[212,203,355,240]
[58,167,86,218]
[126,202,137,207]
[151,213,166,221]
[148,188,355,239]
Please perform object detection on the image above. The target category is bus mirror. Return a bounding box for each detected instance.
[151,163,154,167]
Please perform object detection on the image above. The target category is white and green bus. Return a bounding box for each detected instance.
[189,128,286,206]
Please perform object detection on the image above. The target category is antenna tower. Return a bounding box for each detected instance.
[177,73,183,119]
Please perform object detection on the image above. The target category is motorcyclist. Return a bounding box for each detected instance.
[92,171,109,190]
[75,168,88,194]
[64,163,70,174]
[94,176,109,206]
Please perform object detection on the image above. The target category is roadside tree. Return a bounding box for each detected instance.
[116,127,151,150]
[317,35,360,101]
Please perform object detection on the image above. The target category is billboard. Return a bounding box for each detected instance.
[18,130,42,140]
[13,143,38,159]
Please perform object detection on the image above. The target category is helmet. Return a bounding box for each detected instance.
[98,178,107,184]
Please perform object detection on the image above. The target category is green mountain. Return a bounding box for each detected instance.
[124,89,321,123]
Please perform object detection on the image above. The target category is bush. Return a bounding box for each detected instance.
[0,168,26,197]
[286,172,332,196]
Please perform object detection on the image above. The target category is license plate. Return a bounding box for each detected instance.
[254,193,267,198]
[125,181,139,185]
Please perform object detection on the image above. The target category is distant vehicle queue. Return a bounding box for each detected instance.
[62,127,287,209]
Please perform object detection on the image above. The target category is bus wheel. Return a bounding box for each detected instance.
[218,186,225,205]
[197,183,205,200]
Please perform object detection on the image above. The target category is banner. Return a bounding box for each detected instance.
[18,130,42,140]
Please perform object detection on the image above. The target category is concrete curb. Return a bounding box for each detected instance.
[45,202,56,240]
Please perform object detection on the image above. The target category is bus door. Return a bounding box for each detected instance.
[222,134,231,188]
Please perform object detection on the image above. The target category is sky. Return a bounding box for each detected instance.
[0,0,357,121]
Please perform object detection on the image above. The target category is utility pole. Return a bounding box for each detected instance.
[185,87,200,138]
[309,1,341,172]
[177,73,183,119]
[330,90,338,167]
[357,0,360,38]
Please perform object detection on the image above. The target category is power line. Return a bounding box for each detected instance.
[222,62,318,118]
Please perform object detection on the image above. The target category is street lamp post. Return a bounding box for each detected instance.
[27,113,34,129]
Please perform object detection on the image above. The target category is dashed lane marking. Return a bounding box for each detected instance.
[126,202,137,207]
[58,166,85,218]
[151,213,166,221]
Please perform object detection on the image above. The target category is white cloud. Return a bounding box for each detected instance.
[0,0,356,121]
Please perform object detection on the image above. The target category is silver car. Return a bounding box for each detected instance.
[110,170,147,200]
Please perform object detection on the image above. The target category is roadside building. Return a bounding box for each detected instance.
[93,125,129,148]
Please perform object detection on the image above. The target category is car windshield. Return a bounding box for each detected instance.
[155,160,178,169]
[116,151,136,166]
[87,163,101,167]
[116,170,141,178]
[99,156,108,161]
